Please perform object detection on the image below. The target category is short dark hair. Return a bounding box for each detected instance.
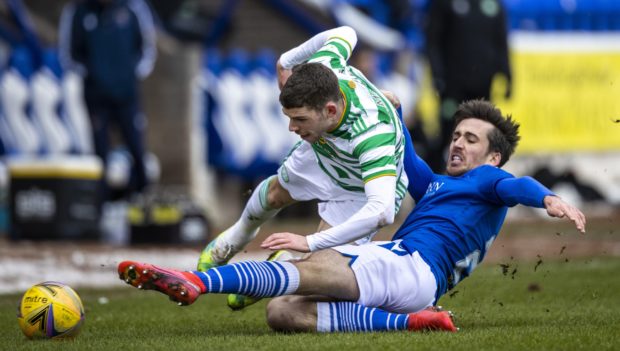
[279,63,341,111]
[453,99,520,167]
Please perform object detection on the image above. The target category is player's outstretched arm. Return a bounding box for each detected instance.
[262,176,396,252]
[543,195,587,233]
[496,176,586,233]
[279,26,357,69]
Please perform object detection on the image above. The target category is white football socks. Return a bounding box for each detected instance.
[212,176,281,262]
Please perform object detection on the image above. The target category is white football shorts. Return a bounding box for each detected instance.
[332,241,437,314]
[277,141,373,243]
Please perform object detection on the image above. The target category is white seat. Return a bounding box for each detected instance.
[0,69,42,155]
[248,70,298,163]
[212,69,261,168]
[62,71,93,154]
[31,68,72,155]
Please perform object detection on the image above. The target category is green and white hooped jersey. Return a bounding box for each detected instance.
[306,35,408,208]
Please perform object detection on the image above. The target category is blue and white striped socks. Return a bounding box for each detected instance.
[193,261,300,297]
[193,264,414,332]
[316,302,409,332]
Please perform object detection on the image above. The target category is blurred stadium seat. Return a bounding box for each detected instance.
[199,48,298,181]
[31,50,72,155]
[503,0,620,31]
[0,46,43,155]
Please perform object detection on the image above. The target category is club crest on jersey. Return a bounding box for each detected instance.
[347,80,356,89]
[425,181,444,196]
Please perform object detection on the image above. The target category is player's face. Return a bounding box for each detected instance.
[446,118,500,176]
[283,106,333,143]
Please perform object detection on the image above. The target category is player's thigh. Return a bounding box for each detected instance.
[294,249,359,301]
[332,242,437,314]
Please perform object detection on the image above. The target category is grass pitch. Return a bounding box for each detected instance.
[1,257,619,351]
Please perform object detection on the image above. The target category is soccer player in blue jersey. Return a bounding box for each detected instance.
[118,99,585,333]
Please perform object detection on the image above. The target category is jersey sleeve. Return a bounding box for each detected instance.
[401,117,434,202]
[475,166,514,205]
[352,123,397,183]
[307,26,357,70]
[306,175,396,251]
[495,176,555,208]
[279,26,357,70]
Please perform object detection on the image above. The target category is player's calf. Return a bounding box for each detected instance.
[227,250,294,311]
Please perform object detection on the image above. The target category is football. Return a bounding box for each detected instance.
[17,281,85,339]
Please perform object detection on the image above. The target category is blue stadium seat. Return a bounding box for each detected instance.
[204,48,260,178]
[512,0,541,30]
[575,13,593,31]
[252,48,276,76]
[411,0,430,11]
[201,49,225,170]
[405,27,425,52]
[1,46,44,155]
[536,0,561,30]
[593,0,614,31]
[31,49,73,155]
[503,0,523,30]
[592,14,610,31]
[8,45,35,80]
[203,48,223,76]
[226,48,251,76]
[200,47,298,181]
[502,0,620,31]
[42,48,63,79]
[344,0,390,25]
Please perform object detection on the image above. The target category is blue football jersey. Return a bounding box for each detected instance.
[393,165,513,300]
[393,115,553,301]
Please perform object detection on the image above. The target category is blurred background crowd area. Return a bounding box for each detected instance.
[0,0,618,245]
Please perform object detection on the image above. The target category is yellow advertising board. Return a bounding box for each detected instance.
[494,33,620,154]
[416,33,620,154]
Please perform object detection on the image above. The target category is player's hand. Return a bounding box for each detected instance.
[380,90,401,109]
[277,60,292,90]
[543,195,586,233]
[261,232,310,252]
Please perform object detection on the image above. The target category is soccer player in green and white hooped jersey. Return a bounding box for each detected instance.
[197,26,408,306]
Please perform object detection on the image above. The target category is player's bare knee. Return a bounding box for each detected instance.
[266,178,295,209]
[266,297,310,332]
[266,297,291,331]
